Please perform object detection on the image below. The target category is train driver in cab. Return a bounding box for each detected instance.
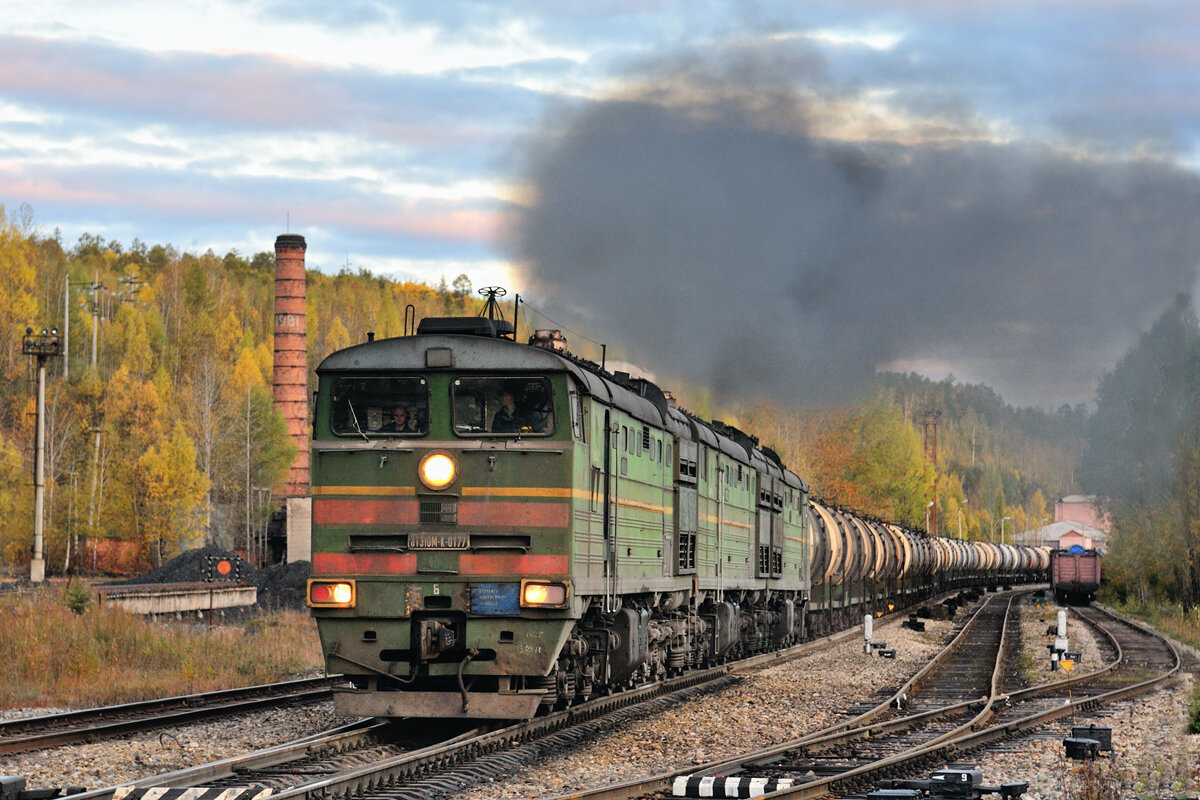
[491,389,521,433]
[386,405,415,432]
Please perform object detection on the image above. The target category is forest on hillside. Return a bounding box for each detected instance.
[737,375,1087,541]
[0,205,494,573]
[1,203,1197,605]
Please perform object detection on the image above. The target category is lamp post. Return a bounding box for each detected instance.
[22,327,62,583]
[254,487,272,566]
[958,498,968,541]
[1000,515,1012,545]
[925,500,934,532]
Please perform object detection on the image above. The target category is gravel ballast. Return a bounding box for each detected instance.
[1,595,1195,798]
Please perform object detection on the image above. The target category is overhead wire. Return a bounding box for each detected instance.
[515,298,608,352]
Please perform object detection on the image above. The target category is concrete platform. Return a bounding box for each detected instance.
[95,582,258,615]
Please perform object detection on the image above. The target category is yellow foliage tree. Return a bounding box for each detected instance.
[253,342,273,385]
[215,311,245,360]
[324,315,351,359]
[0,207,39,379]
[97,365,169,549]
[231,346,265,393]
[844,392,935,526]
[0,430,31,565]
[137,422,209,563]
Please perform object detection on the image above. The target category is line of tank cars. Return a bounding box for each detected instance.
[307,312,1050,720]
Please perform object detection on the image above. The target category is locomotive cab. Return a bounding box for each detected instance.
[309,323,580,719]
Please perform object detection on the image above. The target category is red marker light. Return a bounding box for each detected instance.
[217,560,232,576]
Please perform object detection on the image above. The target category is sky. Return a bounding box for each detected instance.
[4,1,1200,408]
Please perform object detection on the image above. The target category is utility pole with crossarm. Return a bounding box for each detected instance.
[22,327,62,583]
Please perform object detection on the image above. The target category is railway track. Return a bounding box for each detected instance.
[0,677,337,756]
[547,597,1180,799]
[985,603,1175,729]
[54,595,919,800]
[631,591,1022,797]
[19,587,1062,800]
[59,663,745,800]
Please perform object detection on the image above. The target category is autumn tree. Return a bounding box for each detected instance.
[137,421,208,564]
[0,430,31,565]
[843,392,935,527]
[222,348,296,556]
[1081,295,1200,606]
[0,206,39,429]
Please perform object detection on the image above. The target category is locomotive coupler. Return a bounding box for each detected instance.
[418,618,458,660]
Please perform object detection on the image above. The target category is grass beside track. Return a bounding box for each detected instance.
[1100,595,1200,733]
[0,582,324,710]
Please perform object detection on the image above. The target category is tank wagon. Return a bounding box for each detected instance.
[803,502,1050,635]
[307,310,1048,719]
[1050,546,1101,604]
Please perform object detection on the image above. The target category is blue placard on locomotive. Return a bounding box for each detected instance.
[469,583,521,615]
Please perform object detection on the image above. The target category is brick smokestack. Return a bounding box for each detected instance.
[274,234,309,497]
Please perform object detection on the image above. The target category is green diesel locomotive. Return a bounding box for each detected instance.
[307,308,1046,719]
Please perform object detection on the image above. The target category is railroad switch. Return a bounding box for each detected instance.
[1070,724,1111,751]
[1063,737,1101,760]
[0,776,86,800]
[870,767,1027,799]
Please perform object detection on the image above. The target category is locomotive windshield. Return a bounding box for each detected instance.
[331,376,429,437]
[452,376,554,436]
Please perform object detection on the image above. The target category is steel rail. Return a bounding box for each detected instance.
[56,588,1020,800]
[61,719,435,800]
[550,591,1019,800]
[0,677,338,756]
[63,661,746,800]
[549,591,1154,800]
[755,604,1180,799]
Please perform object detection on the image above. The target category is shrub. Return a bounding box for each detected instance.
[63,580,91,615]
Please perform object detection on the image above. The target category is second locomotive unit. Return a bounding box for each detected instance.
[307,306,1047,719]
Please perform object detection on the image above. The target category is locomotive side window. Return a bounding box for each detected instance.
[330,376,429,437]
[451,376,555,436]
[570,392,586,442]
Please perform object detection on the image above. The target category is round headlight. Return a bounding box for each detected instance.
[419,452,457,490]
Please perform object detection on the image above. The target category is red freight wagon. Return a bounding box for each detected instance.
[1050,547,1101,604]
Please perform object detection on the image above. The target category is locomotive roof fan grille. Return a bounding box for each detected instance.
[417,317,515,338]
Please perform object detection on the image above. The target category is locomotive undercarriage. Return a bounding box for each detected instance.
[532,588,804,712]
[329,588,804,720]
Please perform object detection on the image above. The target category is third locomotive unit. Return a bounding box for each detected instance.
[307,307,1049,719]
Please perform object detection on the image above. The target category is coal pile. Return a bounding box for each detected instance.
[104,545,311,612]
[254,560,312,611]
[112,544,248,585]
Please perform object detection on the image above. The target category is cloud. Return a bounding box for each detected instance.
[0,31,530,276]
[0,34,543,139]
[509,48,1200,409]
[0,161,508,260]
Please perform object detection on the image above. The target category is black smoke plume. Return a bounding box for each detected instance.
[508,50,1200,408]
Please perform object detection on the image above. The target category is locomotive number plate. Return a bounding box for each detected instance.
[408,533,469,550]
